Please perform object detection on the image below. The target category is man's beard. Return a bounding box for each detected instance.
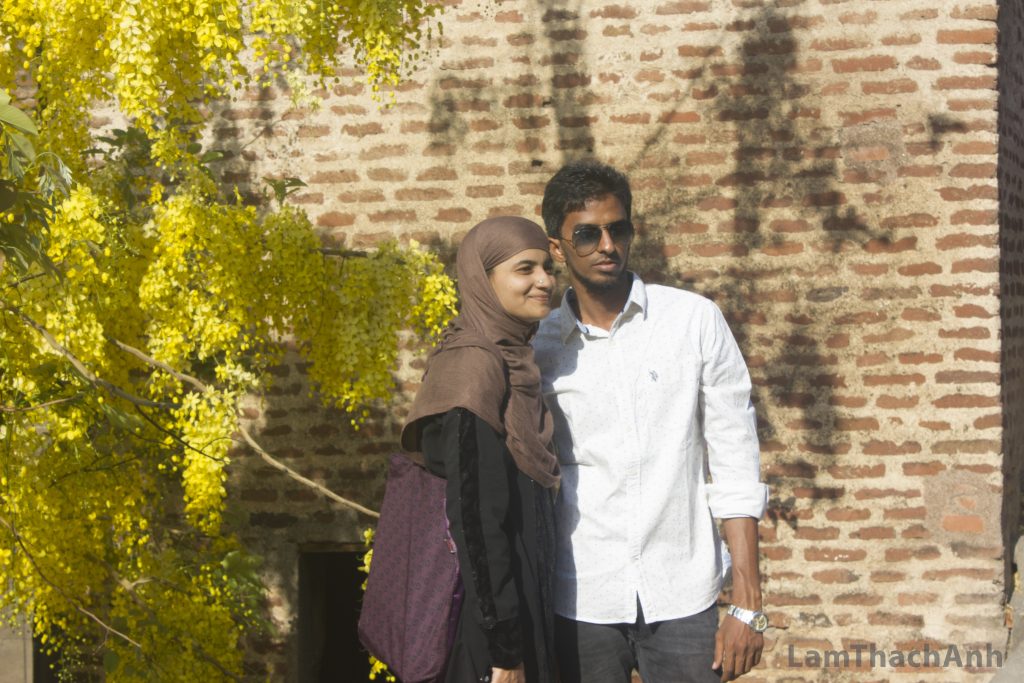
[566,258,629,293]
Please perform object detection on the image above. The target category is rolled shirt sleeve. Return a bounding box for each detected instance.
[699,301,769,520]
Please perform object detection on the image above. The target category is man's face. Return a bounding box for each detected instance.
[549,194,632,292]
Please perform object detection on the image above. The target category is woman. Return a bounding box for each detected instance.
[401,216,561,683]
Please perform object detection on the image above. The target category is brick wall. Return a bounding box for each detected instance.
[221,0,1011,679]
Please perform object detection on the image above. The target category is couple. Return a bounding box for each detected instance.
[401,161,769,683]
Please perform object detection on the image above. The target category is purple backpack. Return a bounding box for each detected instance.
[358,453,463,683]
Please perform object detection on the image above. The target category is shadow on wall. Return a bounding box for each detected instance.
[420,3,968,542]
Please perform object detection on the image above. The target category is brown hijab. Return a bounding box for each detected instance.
[401,216,560,489]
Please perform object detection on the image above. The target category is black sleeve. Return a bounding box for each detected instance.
[421,408,523,669]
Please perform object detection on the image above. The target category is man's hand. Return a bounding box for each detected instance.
[490,664,526,683]
[713,614,763,681]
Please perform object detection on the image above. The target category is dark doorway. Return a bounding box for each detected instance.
[297,549,373,682]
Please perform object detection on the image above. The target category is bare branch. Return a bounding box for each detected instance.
[0,303,176,410]
[107,337,381,519]
[235,424,380,519]
[0,514,143,651]
[1,395,81,413]
[108,338,205,392]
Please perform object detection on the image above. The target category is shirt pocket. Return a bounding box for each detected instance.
[636,354,703,445]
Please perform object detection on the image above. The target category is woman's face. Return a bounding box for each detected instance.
[488,248,555,322]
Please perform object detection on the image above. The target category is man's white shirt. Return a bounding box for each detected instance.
[532,274,768,624]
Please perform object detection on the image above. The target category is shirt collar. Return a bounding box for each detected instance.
[558,273,648,343]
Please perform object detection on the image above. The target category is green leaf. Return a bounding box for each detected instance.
[0,182,16,212]
[0,103,38,136]
[100,401,148,433]
[0,90,10,107]
[7,129,36,163]
[102,650,120,674]
[263,176,307,206]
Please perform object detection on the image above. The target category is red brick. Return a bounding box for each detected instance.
[942,515,985,533]
[342,122,383,137]
[954,50,997,65]
[908,56,941,70]
[794,527,840,541]
[936,75,997,90]
[955,348,999,363]
[309,170,359,184]
[851,526,896,540]
[841,108,897,126]
[932,439,999,454]
[316,212,355,228]
[590,4,638,19]
[936,369,998,383]
[367,168,408,182]
[552,73,591,88]
[677,44,722,58]
[952,4,998,19]
[864,441,922,456]
[832,55,897,73]
[297,124,331,138]
[952,257,998,273]
[863,373,925,386]
[655,1,710,14]
[882,33,922,46]
[862,79,918,94]
[884,506,927,520]
[834,592,883,606]
[897,262,942,276]
[394,187,452,202]
[877,395,919,409]
[950,163,997,178]
[840,10,877,25]
[933,394,998,409]
[813,569,859,584]
[826,507,870,522]
[974,414,1000,429]
[435,208,472,223]
[898,164,942,177]
[768,592,822,606]
[811,37,869,52]
[336,190,385,203]
[805,548,867,562]
[937,28,998,45]
[369,209,415,224]
[659,110,701,124]
[417,166,458,181]
[902,461,946,476]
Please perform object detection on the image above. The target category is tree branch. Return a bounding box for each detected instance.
[107,337,381,519]
[0,303,176,410]
[1,395,81,413]
[0,514,143,651]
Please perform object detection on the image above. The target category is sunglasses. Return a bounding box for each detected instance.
[558,220,635,257]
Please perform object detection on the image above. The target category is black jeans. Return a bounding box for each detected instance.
[555,601,720,683]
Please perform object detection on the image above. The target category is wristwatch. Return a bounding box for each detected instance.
[727,604,769,633]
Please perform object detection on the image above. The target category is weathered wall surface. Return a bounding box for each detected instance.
[220,0,1010,679]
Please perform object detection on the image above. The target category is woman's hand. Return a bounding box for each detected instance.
[490,664,526,683]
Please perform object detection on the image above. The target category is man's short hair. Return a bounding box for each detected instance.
[541,160,633,238]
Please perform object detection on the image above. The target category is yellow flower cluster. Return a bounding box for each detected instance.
[0,0,441,165]
[0,0,453,674]
[2,141,455,679]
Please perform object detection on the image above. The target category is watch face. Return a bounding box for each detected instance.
[752,613,769,632]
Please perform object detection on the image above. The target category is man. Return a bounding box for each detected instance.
[532,160,769,682]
